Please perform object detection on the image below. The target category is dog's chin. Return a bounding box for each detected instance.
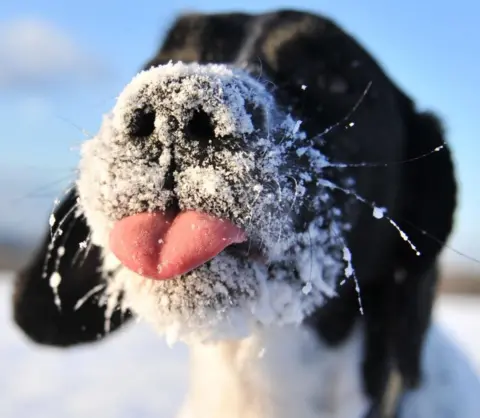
[102,244,331,345]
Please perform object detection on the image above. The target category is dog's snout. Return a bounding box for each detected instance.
[185,108,216,144]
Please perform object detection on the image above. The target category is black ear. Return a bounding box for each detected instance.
[391,103,457,387]
[358,106,457,413]
[13,187,132,347]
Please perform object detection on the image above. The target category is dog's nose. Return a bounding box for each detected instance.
[184,108,216,144]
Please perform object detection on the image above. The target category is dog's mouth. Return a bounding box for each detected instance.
[223,240,268,263]
[109,210,256,280]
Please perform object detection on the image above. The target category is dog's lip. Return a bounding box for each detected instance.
[225,241,268,263]
[109,210,248,280]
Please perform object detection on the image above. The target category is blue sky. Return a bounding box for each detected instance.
[0,0,479,270]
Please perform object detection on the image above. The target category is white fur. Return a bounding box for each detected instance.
[177,322,369,418]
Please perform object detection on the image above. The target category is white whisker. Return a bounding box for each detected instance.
[318,178,420,257]
[74,284,107,311]
[41,201,79,280]
[72,233,93,266]
[330,225,364,315]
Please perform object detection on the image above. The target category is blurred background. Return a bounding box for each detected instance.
[0,1,479,417]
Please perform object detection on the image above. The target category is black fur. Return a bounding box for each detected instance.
[13,9,456,415]
[13,188,131,346]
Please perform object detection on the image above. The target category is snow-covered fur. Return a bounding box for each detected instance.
[77,62,350,344]
[13,9,475,418]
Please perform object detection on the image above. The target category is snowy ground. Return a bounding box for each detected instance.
[1,272,479,418]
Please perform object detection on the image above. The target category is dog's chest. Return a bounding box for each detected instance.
[179,324,369,418]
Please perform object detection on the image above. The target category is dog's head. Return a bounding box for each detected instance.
[13,10,457,398]
[76,62,350,342]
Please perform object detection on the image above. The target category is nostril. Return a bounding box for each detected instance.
[185,108,216,143]
[128,106,156,137]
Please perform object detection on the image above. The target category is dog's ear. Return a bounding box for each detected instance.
[13,187,132,347]
[392,102,457,387]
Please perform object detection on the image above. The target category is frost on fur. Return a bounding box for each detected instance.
[75,62,355,343]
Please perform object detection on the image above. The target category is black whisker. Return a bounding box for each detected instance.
[314,81,373,139]
[55,115,93,139]
[316,178,480,267]
[399,218,480,266]
[318,178,420,255]
[322,144,447,169]
[8,174,75,205]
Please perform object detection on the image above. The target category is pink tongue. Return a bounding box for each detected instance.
[109,210,247,280]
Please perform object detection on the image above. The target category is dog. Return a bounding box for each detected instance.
[12,9,470,418]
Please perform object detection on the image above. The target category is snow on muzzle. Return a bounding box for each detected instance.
[109,210,247,280]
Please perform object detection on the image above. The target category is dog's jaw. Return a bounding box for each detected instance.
[97,219,347,344]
